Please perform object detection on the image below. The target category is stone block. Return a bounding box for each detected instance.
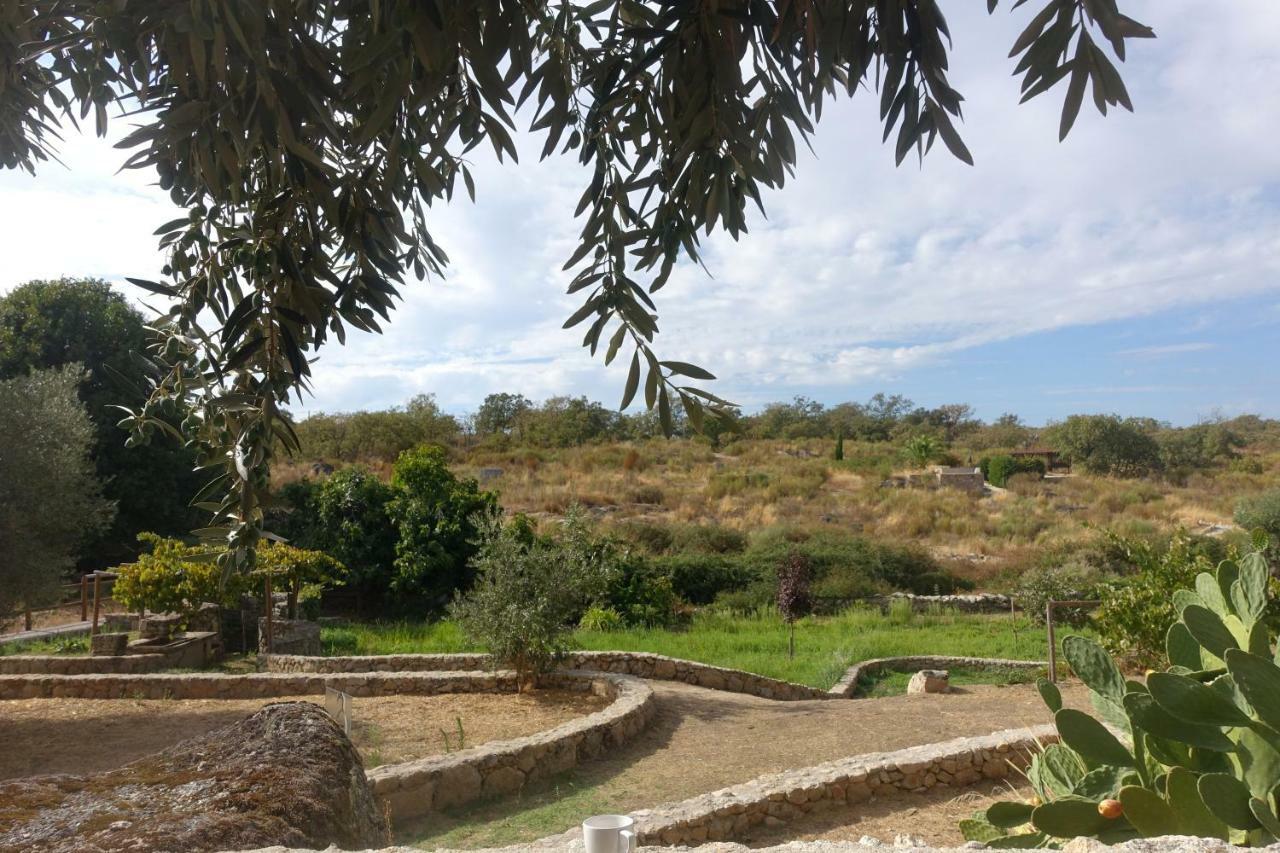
[906,669,950,694]
[90,632,129,657]
[259,618,321,655]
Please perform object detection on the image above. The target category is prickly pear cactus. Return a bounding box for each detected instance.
[962,545,1279,848]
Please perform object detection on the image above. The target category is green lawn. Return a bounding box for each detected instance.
[323,606,1085,689]
[0,634,88,656]
[854,664,1042,698]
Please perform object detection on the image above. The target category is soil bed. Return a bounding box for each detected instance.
[744,782,1033,848]
[0,689,607,780]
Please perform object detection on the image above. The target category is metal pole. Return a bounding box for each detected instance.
[81,575,88,622]
[1046,601,1057,685]
[91,573,102,635]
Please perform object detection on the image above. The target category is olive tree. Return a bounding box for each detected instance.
[0,366,114,615]
[0,0,1154,572]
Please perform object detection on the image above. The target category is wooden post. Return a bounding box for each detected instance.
[80,575,88,622]
[1046,601,1057,684]
[264,574,273,659]
[24,606,32,632]
[91,573,102,636]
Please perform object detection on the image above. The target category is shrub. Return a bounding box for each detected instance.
[672,523,748,554]
[602,557,679,627]
[834,434,844,461]
[1090,529,1231,667]
[451,514,600,689]
[968,550,1279,848]
[388,445,498,609]
[1235,488,1280,562]
[706,470,770,498]
[902,434,941,468]
[627,484,664,505]
[616,520,675,554]
[982,454,1045,488]
[113,533,242,622]
[659,553,753,604]
[578,605,623,632]
[304,467,398,615]
[1013,562,1104,625]
[255,541,346,620]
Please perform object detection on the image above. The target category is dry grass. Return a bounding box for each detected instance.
[272,437,1277,579]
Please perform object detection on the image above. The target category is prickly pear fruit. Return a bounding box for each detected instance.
[1099,799,1124,820]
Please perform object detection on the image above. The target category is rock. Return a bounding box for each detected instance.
[0,701,389,852]
[906,670,950,695]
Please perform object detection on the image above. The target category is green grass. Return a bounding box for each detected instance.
[854,665,1042,698]
[323,606,1087,689]
[0,635,89,656]
[404,772,619,849]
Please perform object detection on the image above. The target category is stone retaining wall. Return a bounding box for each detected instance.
[828,655,1047,697]
[269,652,832,701]
[620,725,1057,846]
[865,592,1012,613]
[371,672,656,822]
[0,653,170,675]
[0,667,656,828]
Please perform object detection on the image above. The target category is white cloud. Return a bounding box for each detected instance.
[1115,342,1215,358]
[1,0,1278,416]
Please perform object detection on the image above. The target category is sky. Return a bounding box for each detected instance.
[1,1,1277,427]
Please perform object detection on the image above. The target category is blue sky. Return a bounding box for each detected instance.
[1,1,1277,426]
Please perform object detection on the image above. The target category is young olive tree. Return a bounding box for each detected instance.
[0,1,1154,575]
[451,511,602,690]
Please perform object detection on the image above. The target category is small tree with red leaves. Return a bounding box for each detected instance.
[776,552,813,659]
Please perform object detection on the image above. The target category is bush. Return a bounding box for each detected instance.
[627,484,664,505]
[578,605,624,632]
[388,445,498,609]
[661,553,754,604]
[1235,488,1280,561]
[1013,562,1104,625]
[1090,529,1230,667]
[981,454,1045,488]
[451,514,600,688]
[672,523,748,554]
[616,520,675,554]
[306,467,398,614]
[112,533,242,622]
[255,541,346,620]
[602,556,679,627]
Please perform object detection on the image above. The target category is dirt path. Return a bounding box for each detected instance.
[0,690,606,780]
[409,680,1087,848]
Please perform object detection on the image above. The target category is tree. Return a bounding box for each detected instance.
[834,432,845,462]
[473,393,532,437]
[776,552,812,659]
[1,1,1154,571]
[451,511,598,690]
[1044,414,1162,477]
[0,366,114,614]
[388,446,498,607]
[0,279,203,567]
[305,468,398,613]
[112,532,242,622]
[255,541,346,620]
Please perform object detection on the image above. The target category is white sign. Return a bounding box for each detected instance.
[324,687,353,736]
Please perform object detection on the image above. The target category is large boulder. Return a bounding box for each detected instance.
[0,701,389,852]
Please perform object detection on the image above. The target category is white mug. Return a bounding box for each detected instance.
[582,814,637,853]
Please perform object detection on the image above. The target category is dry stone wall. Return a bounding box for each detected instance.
[371,672,656,822]
[269,652,832,701]
[828,655,1046,697]
[593,726,1057,846]
[0,653,170,675]
[865,592,1012,613]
